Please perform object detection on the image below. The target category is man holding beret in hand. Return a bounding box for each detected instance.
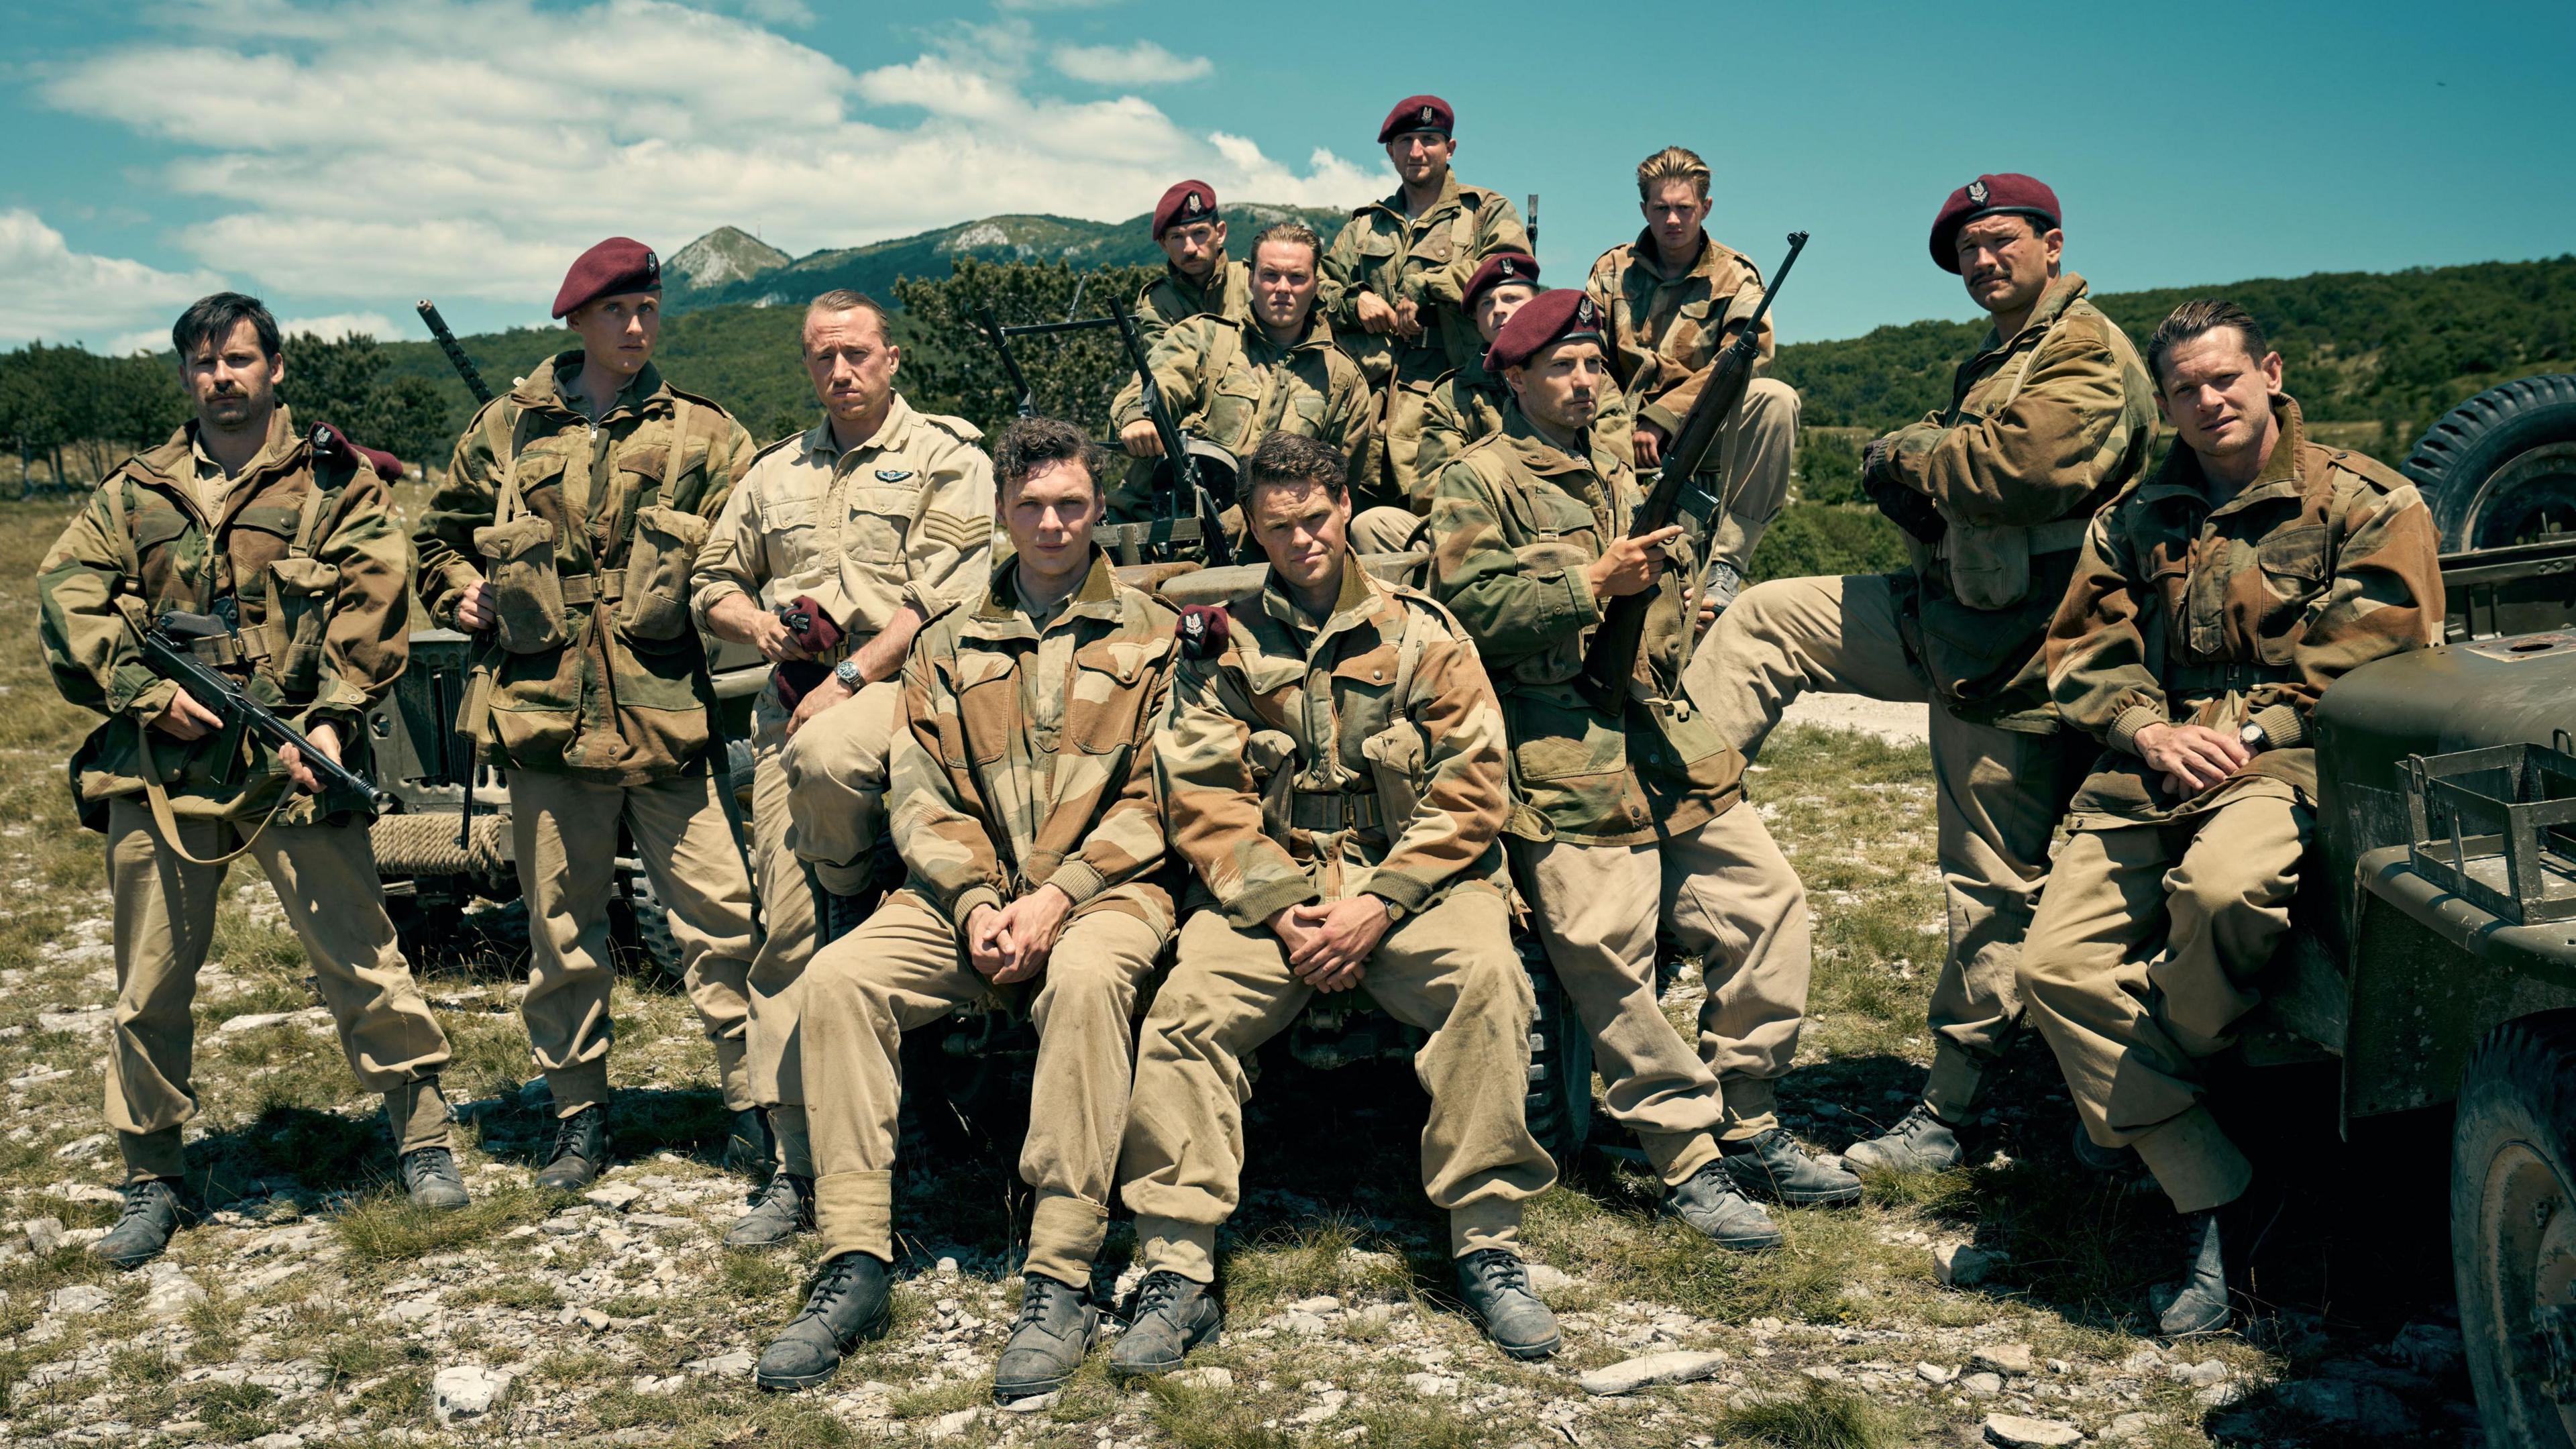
[414,236,762,1192]
[1686,176,2157,1175]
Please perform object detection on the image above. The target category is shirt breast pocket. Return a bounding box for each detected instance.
[842,484,917,568]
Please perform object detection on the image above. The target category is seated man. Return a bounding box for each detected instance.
[1414,252,1633,519]
[753,418,1179,1397]
[2019,300,2444,1335]
[1115,433,1561,1373]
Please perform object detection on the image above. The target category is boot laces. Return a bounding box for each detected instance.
[749,1172,803,1211]
[118,1182,172,1224]
[405,1148,461,1189]
[1017,1276,1069,1328]
[1465,1248,1529,1295]
[804,1253,869,1315]
[1130,1271,1191,1322]
[547,1109,599,1165]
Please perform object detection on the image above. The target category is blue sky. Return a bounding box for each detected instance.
[3,0,2571,353]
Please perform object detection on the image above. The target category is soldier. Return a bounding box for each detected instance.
[1321,94,1529,515]
[414,237,762,1190]
[690,288,998,1246]
[1430,291,1854,1252]
[1113,219,1376,524]
[40,292,464,1268]
[753,419,1177,1398]
[1108,179,1252,521]
[2022,301,2442,1334]
[1585,146,1799,614]
[1688,176,2157,1173]
[1418,252,1634,496]
[1114,433,1562,1374]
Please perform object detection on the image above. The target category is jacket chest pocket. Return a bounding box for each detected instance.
[262,557,341,695]
[941,653,1017,767]
[1328,643,1400,777]
[1352,229,1402,284]
[619,505,708,641]
[841,482,918,568]
[473,516,571,654]
[2251,525,2328,663]
[1203,372,1265,451]
[1412,224,1455,266]
[130,502,197,605]
[1510,488,1603,574]
[1284,384,1329,434]
[1064,637,1169,754]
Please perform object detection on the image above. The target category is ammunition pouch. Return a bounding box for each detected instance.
[472,515,570,654]
[1290,790,1383,833]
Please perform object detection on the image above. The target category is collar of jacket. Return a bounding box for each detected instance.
[1499,403,1609,480]
[1980,272,2091,356]
[513,349,668,420]
[1621,226,1738,287]
[802,393,920,466]
[1242,306,1338,357]
[2139,394,2313,520]
[132,405,309,527]
[1364,171,1468,225]
[1259,551,1385,644]
[1166,250,1232,309]
[965,547,1121,639]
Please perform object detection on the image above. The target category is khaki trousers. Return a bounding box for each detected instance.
[103,798,452,1183]
[744,693,818,1173]
[1686,572,2084,1119]
[509,769,758,1116]
[2019,793,2306,1213]
[1696,378,1800,578]
[1122,888,1552,1281]
[780,679,901,895]
[1347,506,1427,557]
[1508,802,1811,1184]
[804,889,1167,1286]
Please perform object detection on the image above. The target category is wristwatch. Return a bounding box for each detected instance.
[834,657,866,691]
[2239,722,2269,752]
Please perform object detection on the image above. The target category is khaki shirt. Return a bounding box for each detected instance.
[2047,397,2444,824]
[689,395,996,645]
[1583,229,1775,445]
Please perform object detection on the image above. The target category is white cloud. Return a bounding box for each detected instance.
[31,1,1377,329]
[0,209,228,350]
[275,311,403,342]
[1053,41,1212,87]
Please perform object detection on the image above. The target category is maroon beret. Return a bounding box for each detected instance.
[1152,180,1219,238]
[1463,252,1540,312]
[1929,174,2061,274]
[1483,288,1605,372]
[551,235,661,319]
[1378,94,1454,144]
[307,421,402,480]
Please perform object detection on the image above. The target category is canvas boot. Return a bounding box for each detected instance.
[1719,1128,1864,1206]
[994,1273,1099,1400]
[1110,1271,1222,1378]
[1455,1248,1560,1360]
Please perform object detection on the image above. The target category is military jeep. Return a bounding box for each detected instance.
[2244,374,2576,1446]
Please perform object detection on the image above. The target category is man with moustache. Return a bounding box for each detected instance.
[1430,292,1853,1250]
[690,288,998,1246]
[1688,176,2157,1174]
[40,292,464,1268]
[753,419,1177,1399]
[1418,252,1635,490]
[1110,179,1254,522]
[2022,300,2441,1333]
[1322,95,1529,515]
[1114,433,1560,1375]
[415,237,761,1191]
[1585,146,1799,614]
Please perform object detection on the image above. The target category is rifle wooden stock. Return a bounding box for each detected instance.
[1578,231,1808,707]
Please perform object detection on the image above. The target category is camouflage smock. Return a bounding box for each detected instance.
[40,407,409,824]
[1429,408,1741,847]
[1112,310,1372,475]
[1154,560,1511,930]
[1869,273,2156,722]
[1582,229,1774,447]
[413,352,755,786]
[688,396,996,653]
[2047,397,2445,825]
[1108,254,1254,427]
[890,550,1178,932]
[1322,176,1528,384]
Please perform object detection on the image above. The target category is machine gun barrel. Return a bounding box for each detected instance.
[415,300,494,408]
[135,611,395,818]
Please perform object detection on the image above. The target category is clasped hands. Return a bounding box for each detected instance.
[963,885,1077,985]
[1267,895,1391,994]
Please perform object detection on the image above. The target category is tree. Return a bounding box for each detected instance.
[891,256,1162,443]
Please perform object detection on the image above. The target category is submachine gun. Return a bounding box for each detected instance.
[134,610,396,818]
[1580,229,1809,707]
[973,305,1238,567]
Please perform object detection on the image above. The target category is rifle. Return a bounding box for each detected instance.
[415,301,494,408]
[1527,193,1539,249]
[415,297,498,846]
[1579,231,1808,707]
[134,610,395,818]
[971,304,1236,566]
